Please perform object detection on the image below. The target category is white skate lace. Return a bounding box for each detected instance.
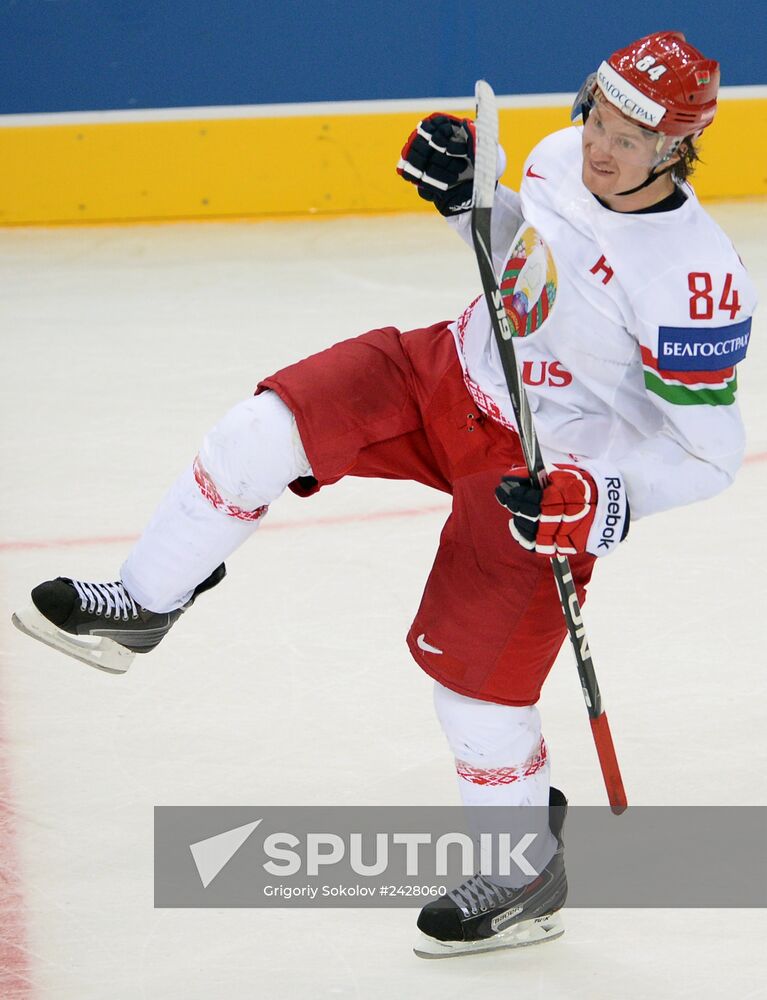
[73,580,140,622]
[449,874,510,917]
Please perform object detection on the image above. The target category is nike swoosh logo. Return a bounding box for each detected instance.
[526,165,546,180]
[417,633,443,655]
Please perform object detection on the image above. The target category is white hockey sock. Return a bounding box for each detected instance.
[433,681,557,887]
[120,464,261,612]
[121,391,311,613]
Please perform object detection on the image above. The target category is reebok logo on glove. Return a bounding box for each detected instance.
[495,463,630,558]
[599,477,625,552]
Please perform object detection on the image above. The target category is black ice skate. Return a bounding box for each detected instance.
[11,563,226,674]
[414,788,568,959]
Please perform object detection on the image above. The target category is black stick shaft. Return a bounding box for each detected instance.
[470,80,626,813]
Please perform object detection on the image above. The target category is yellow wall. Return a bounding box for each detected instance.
[0,98,764,225]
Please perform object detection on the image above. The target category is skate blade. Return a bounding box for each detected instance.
[413,911,563,959]
[11,604,134,675]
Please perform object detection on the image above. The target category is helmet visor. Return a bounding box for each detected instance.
[571,72,597,125]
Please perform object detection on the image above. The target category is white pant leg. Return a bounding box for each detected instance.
[433,681,556,885]
[121,390,311,612]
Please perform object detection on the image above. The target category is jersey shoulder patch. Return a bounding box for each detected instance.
[657,319,751,371]
[641,316,752,406]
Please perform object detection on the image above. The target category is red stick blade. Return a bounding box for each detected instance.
[590,712,628,814]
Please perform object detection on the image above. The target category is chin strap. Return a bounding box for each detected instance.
[615,160,677,197]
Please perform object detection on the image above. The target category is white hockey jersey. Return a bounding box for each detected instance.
[447,126,756,523]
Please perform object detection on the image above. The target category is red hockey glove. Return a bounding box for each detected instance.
[495,463,630,557]
[397,113,477,216]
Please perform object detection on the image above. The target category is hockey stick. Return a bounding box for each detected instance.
[470,80,627,815]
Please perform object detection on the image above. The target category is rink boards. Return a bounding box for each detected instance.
[0,88,765,225]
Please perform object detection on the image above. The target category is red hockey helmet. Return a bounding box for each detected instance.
[573,31,720,143]
[604,32,719,136]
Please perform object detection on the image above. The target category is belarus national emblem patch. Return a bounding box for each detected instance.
[501,226,558,337]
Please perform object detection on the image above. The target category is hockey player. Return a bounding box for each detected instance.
[12,32,756,957]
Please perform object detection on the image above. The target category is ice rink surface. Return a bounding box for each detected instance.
[1,203,766,999]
